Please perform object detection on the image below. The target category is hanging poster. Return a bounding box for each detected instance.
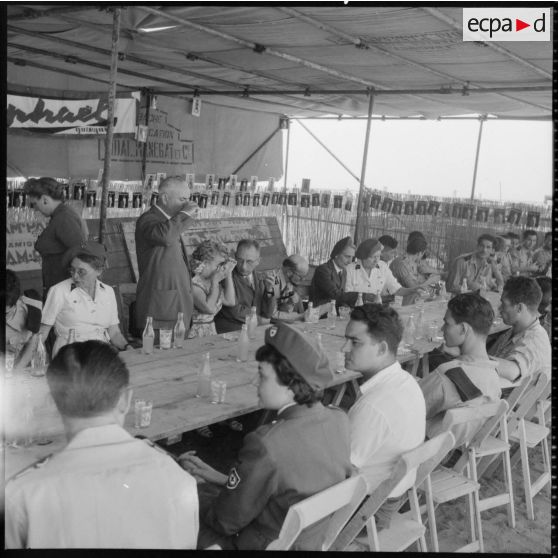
[252,193,260,206]
[427,201,440,216]
[415,201,427,215]
[392,200,402,215]
[462,205,474,220]
[73,183,85,201]
[404,201,415,215]
[250,176,258,191]
[278,192,287,206]
[210,191,219,205]
[476,207,489,222]
[369,194,381,210]
[107,191,116,208]
[381,197,393,212]
[229,175,238,190]
[243,193,251,206]
[262,192,270,206]
[240,179,248,192]
[321,193,331,208]
[507,208,522,225]
[206,174,215,189]
[218,177,227,190]
[451,204,462,219]
[288,192,298,206]
[86,190,97,207]
[300,194,310,208]
[271,192,280,205]
[199,193,208,208]
[526,211,540,228]
[344,197,353,211]
[132,192,143,208]
[311,193,320,207]
[301,178,311,193]
[333,195,343,209]
[493,208,505,224]
[222,192,230,206]
[235,192,243,206]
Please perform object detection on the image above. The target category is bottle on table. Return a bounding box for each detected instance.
[66,328,76,345]
[403,315,416,348]
[355,292,364,307]
[173,312,186,348]
[460,278,468,294]
[31,335,47,377]
[142,316,155,355]
[237,323,250,362]
[247,306,258,339]
[327,299,337,329]
[439,281,448,300]
[304,302,315,323]
[196,352,212,398]
[414,308,425,339]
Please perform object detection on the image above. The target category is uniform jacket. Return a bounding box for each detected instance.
[204,403,353,550]
[135,206,194,330]
[34,202,89,297]
[310,259,356,308]
[214,268,272,333]
[446,253,499,294]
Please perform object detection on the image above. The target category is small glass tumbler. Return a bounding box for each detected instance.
[335,351,345,374]
[159,329,172,350]
[339,306,351,321]
[210,380,227,404]
[134,399,153,428]
[5,353,15,378]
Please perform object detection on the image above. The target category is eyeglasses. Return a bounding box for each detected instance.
[68,267,89,278]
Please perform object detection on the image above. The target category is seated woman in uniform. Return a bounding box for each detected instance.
[38,241,129,356]
[179,322,353,550]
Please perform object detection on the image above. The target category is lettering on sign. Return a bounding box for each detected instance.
[6,230,43,271]
[98,108,193,164]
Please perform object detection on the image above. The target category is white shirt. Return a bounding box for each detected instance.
[344,260,401,297]
[348,361,426,497]
[42,278,119,356]
[5,424,199,549]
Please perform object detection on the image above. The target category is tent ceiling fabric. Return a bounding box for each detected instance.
[7,5,552,118]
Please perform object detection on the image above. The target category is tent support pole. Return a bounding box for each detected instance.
[141,89,151,183]
[470,115,485,201]
[283,119,291,190]
[354,91,375,245]
[99,8,121,244]
[296,120,361,184]
[232,126,281,176]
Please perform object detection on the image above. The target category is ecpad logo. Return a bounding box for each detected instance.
[463,8,550,42]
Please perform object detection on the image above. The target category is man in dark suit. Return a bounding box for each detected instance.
[214,239,273,333]
[310,236,357,308]
[179,322,352,550]
[134,176,199,332]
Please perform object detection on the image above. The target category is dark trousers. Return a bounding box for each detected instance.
[196,483,238,550]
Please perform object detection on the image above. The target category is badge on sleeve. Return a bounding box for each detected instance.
[269,327,278,338]
[226,467,241,490]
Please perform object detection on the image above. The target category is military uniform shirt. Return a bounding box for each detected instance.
[345,260,401,298]
[5,424,199,549]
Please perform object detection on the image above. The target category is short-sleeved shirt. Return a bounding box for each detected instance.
[532,248,551,275]
[390,255,424,305]
[514,247,535,273]
[348,362,426,497]
[488,317,551,386]
[34,202,89,294]
[5,295,42,348]
[420,356,501,444]
[5,424,198,549]
[447,253,495,293]
[42,278,119,355]
[344,260,401,298]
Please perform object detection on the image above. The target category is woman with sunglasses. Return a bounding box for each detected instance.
[38,241,129,357]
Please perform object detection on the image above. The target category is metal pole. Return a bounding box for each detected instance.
[470,116,485,201]
[283,119,291,190]
[141,89,151,183]
[99,8,121,244]
[296,120,361,184]
[354,92,375,245]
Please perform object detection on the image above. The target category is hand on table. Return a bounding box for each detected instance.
[178,450,228,485]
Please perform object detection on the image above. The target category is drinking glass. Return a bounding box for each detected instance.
[210,380,227,404]
[159,329,172,350]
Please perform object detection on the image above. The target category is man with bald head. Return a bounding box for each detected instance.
[135,175,200,332]
[265,254,310,321]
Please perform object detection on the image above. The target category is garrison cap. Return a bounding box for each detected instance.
[264,322,333,389]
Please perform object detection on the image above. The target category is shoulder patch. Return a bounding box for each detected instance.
[226,467,241,490]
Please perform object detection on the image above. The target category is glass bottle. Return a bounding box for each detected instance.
[247,306,258,339]
[31,335,47,377]
[439,281,447,300]
[355,292,364,307]
[414,308,425,339]
[173,312,186,348]
[67,328,76,345]
[142,316,155,355]
[327,299,337,329]
[403,315,416,348]
[460,278,468,293]
[236,323,250,362]
[305,302,314,323]
[196,352,212,397]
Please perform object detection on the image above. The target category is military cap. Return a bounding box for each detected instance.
[264,322,333,389]
[63,241,108,269]
[355,238,382,260]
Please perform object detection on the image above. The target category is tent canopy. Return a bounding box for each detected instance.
[7,5,552,119]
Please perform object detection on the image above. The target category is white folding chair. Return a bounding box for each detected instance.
[506,373,550,520]
[423,400,506,552]
[331,431,455,552]
[265,474,368,550]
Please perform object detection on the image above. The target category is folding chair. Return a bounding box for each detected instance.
[331,431,455,552]
[265,474,368,550]
[506,373,550,520]
[422,400,506,552]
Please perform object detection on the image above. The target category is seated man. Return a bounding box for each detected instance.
[506,232,521,275]
[342,304,425,529]
[488,277,551,389]
[310,236,358,309]
[493,235,513,282]
[532,232,551,276]
[378,235,398,266]
[446,234,503,294]
[215,239,273,333]
[514,229,539,275]
[180,322,352,550]
[5,341,198,549]
[4,269,42,366]
[419,293,501,444]
[535,276,552,339]
[265,254,309,321]
[389,235,441,305]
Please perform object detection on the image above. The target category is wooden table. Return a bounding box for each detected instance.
[2,324,360,479]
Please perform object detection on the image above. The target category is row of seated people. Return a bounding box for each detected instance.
[5,270,550,548]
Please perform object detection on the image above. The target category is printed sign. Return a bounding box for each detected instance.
[6,222,44,271]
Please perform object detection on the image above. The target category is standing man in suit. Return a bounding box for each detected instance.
[134,176,199,333]
[310,236,357,308]
[215,239,273,333]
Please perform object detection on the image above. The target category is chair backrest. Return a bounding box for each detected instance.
[506,372,539,413]
[265,474,368,551]
[331,431,455,551]
[508,372,549,426]
[441,399,504,448]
